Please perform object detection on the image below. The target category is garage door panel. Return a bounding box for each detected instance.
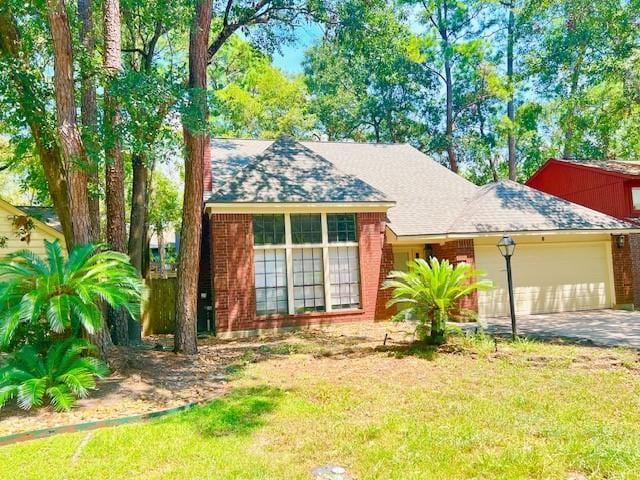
[475,242,612,317]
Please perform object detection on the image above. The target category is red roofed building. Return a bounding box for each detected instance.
[527,158,640,307]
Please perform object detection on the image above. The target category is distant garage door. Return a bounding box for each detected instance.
[475,240,614,317]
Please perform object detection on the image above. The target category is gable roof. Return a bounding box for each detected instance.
[208,138,639,237]
[445,180,633,235]
[208,137,391,204]
[541,158,640,178]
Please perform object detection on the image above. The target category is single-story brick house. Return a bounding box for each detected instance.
[527,157,640,306]
[197,137,640,337]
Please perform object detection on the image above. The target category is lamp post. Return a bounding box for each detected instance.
[497,234,517,339]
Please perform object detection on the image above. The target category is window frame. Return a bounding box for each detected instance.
[252,212,360,316]
[632,187,640,211]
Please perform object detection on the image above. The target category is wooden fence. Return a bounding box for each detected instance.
[142,275,177,336]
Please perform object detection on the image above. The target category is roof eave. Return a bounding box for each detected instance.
[389,227,640,243]
[205,201,395,215]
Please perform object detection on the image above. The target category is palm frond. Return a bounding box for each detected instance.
[0,385,18,409]
[45,240,66,284]
[46,384,76,412]
[17,377,46,410]
[46,294,73,333]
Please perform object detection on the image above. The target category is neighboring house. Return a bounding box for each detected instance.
[199,138,639,337]
[527,158,640,307]
[0,198,66,255]
[149,229,179,276]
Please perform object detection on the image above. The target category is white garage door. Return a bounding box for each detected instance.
[475,241,613,317]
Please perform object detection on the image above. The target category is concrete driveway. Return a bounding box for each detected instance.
[481,309,640,348]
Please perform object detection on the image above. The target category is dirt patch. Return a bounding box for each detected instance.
[2,321,637,436]
[0,323,403,436]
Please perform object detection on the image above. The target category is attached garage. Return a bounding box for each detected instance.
[475,235,615,317]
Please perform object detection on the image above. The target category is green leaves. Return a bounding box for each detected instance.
[0,338,109,412]
[0,239,144,350]
[383,257,493,343]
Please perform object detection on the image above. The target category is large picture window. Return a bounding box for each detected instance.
[329,246,360,309]
[254,249,288,315]
[293,248,325,312]
[252,213,361,316]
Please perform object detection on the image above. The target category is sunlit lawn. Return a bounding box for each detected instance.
[2,329,640,480]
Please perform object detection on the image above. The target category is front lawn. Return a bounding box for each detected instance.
[2,323,640,479]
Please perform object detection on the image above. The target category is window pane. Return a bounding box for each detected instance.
[292,247,325,312]
[253,214,285,245]
[327,214,356,243]
[291,214,322,244]
[254,248,288,315]
[329,246,360,309]
[633,188,640,210]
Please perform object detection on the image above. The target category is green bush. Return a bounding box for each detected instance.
[383,257,492,345]
[0,338,109,411]
[0,240,144,351]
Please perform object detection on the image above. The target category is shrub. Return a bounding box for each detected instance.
[0,240,144,351]
[383,258,492,345]
[0,338,109,411]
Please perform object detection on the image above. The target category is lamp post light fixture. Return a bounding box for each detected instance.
[497,234,517,340]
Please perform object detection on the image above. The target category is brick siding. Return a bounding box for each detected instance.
[431,239,478,312]
[612,234,637,306]
[211,212,391,336]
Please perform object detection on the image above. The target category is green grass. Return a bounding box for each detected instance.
[2,333,640,479]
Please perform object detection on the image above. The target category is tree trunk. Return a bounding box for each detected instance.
[46,0,93,247]
[444,59,458,173]
[103,0,130,346]
[506,3,516,181]
[0,11,74,245]
[77,0,100,242]
[125,152,147,344]
[46,0,111,356]
[563,48,585,159]
[175,0,212,354]
[429,309,447,345]
[157,225,167,279]
[128,152,148,274]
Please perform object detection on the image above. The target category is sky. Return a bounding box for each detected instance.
[271,25,323,74]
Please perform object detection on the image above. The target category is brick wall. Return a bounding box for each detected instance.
[612,234,635,306]
[211,214,256,332]
[375,239,394,320]
[203,142,212,193]
[211,212,390,335]
[431,239,478,312]
[630,234,640,307]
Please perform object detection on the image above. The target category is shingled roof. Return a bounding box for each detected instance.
[446,180,633,235]
[208,137,639,237]
[208,137,390,203]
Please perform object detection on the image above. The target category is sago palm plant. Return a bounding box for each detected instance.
[0,240,144,350]
[0,338,109,411]
[383,257,492,345]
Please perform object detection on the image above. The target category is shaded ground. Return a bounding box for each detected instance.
[0,322,415,436]
[1,322,640,479]
[482,309,640,348]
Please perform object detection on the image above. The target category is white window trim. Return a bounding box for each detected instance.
[253,213,359,315]
[632,187,640,211]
